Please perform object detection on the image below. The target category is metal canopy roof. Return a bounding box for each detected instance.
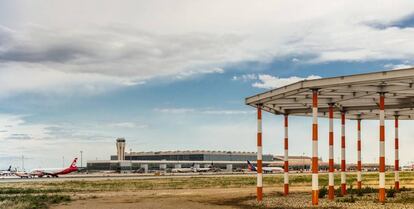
[245,68,414,120]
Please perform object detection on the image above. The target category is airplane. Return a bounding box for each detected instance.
[30,158,78,178]
[0,165,12,176]
[171,163,196,173]
[402,165,414,171]
[247,161,284,173]
[171,163,220,173]
[171,167,195,173]
[15,171,32,178]
[194,162,220,172]
[194,167,213,172]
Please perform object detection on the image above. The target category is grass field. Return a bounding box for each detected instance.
[1,172,413,209]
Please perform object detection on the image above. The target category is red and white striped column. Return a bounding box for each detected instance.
[394,115,400,191]
[379,93,386,203]
[328,104,335,200]
[357,118,362,190]
[311,89,319,205]
[257,105,263,202]
[341,111,347,195]
[284,114,289,196]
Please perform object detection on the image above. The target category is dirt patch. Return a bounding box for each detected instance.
[52,187,414,209]
[54,196,237,209]
[52,188,251,209]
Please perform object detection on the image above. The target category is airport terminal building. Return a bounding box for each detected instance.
[87,138,275,172]
[88,150,274,172]
[111,150,273,162]
[86,138,363,173]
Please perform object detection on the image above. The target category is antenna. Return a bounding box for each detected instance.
[22,155,24,171]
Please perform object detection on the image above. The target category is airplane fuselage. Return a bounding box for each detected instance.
[30,158,78,177]
[31,166,78,177]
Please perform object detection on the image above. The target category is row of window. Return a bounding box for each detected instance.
[111,154,273,161]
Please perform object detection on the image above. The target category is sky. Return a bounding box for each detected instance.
[1,0,414,169]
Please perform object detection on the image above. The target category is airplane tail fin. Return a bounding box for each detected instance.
[8,165,11,171]
[70,158,78,168]
[247,161,257,171]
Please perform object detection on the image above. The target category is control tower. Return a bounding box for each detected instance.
[116,138,126,161]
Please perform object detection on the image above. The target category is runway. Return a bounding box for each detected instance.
[0,171,346,183]
[0,172,260,183]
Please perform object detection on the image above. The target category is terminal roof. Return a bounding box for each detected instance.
[246,68,414,120]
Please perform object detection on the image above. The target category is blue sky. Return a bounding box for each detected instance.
[1,1,414,169]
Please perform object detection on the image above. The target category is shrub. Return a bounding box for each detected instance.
[336,195,355,203]
[356,189,364,197]
[347,186,377,195]
[393,193,414,203]
[334,187,343,197]
[319,186,327,198]
[387,187,396,198]
[360,186,377,194]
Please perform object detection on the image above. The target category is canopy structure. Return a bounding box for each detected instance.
[245,67,412,205]
[246,67,414,120]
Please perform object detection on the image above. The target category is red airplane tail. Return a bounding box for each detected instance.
[70,158,78,168]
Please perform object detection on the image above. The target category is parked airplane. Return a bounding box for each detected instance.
[171,163,196,173]
[171,167,194,173]
[171,163,220,173]
[30,158,78,177]
[194,167,214,172]
[402,165,414,171]
[194,163,220,172]
[15,171,31,178]
[247,161,284,173]
[0,165,12,176]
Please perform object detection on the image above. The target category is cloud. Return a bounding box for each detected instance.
[154,108,254,115]
[384,63,413,70]
[232,74,257,81]
[175,67,224,79]
[0,25,242,77]
[0,63,145,97]
[202,110,255,115]
[107,122,148,129]
[6,133,32,140]
[154,108,195,114]
[0,114,122,143]
[1,1,414,96]
[0,115,132,168]
[233,73,322,89]
[0,114,50,141]
[252,74,321,89]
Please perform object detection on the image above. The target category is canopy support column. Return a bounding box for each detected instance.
[284,114,289,196]
[395,115,400,191]
[357,118,362,190]
[341,111,347,195]
[328,104,335,200]
[379,93,386,203]
[311,89,319,205]
[256,104,263,202]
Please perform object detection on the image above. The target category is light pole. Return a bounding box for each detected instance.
[22,155,25,171]
[62,156,65,167]
[80,151,83,168]
[130,148,132,172]
[302,152,305,171]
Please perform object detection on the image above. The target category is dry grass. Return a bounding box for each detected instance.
[0,194,71,209]
[3,172,413,193]
[1,171,413,209]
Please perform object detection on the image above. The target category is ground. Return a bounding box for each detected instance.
[1,172,414,209]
